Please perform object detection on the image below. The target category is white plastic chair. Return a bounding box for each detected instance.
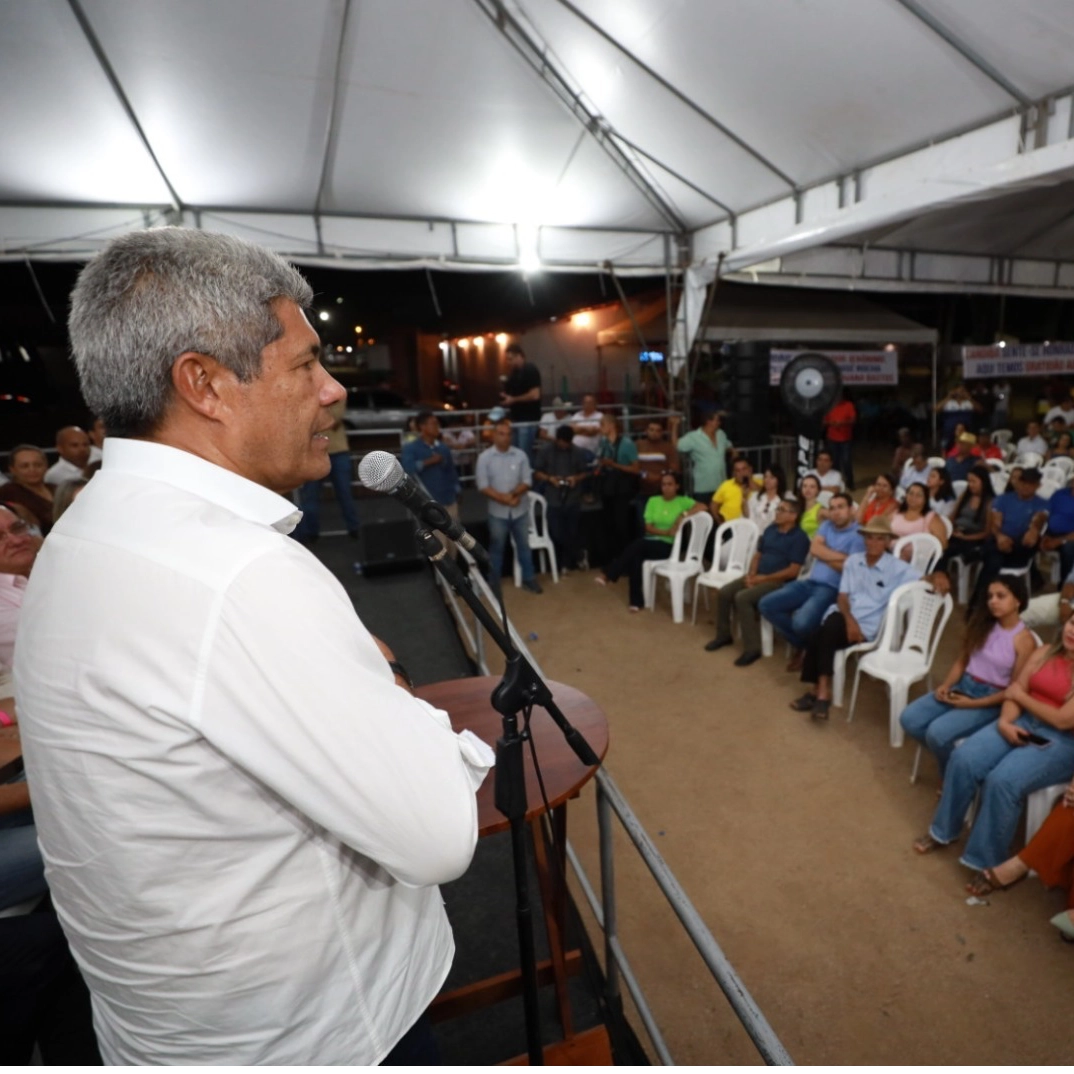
[998,563,1032,598]
[927,456,946,472]
[950,553,981,605]
[1043,455,1074,481]
[992,429,1013,451]
[1026,783,1067,843]
[644,511,714,622]
[511,492,559,586]
[990,469,1009,496]
[1016,450,1044,469]
[951,480,968,500]
[817,489,833,508]
[892,532,943,573]
[1038,477,1062,501]
[847,581,954,747]
[690,517,758,625]
[938,513,953,541]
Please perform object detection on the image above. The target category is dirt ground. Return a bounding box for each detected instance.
[490,479,1073,1066]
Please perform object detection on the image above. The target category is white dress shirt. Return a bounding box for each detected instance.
[43,457,86,485]
[15,438,493,1065]
[0,573,26,668]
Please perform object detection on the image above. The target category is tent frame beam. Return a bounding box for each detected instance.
[472,0,686,234]
[313,0,354,234]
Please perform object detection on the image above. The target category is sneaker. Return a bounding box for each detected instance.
[522,580,543,594]
[789,692,817,712]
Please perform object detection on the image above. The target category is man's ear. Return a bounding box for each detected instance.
[171,352,235,420]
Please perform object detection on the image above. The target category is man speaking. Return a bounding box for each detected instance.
[14,229,494,1064]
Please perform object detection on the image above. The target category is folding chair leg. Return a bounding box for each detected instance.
[910,745,922,784]
[888,684,908,748]
[847,666,862,723]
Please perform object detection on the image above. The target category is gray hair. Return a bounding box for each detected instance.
[68,228,314,436]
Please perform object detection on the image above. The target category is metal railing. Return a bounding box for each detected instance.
[436,553,793,1066]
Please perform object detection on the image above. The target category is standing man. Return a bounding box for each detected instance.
[533,424,590,572]
[15,229,494,1065]
[822,390,856,491]
[634,419,680,500]
[500,342,542,460]
[569,393,604,456]
[476,418,542,594]
[43,426,92,484]
[677,408,732,503]
[705,495,810,665]
[401,410,462,554]
[293,396,360,542]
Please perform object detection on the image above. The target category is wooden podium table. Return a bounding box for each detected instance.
[417,676,610,1065]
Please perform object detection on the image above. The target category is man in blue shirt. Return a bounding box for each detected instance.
[970,467,1048,608]
[705,495,810,665]
[758,493,865,671]
[401,411,461,554]
[1041,472,1074,580]
[791,514,927,720]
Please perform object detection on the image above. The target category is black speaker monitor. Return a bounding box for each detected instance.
[721,341,771,447]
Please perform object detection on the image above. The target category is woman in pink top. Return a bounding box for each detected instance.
[889,482,948,556]
[901,575,1034,778]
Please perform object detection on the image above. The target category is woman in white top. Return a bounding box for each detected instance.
[748,464,786,534]
[807,449,843,492]
[927,466,958,519]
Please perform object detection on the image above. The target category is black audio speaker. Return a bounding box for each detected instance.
[359,518,424,575]
[721,341,771,447]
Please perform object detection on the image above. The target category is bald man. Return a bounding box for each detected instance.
[44,427,91,485]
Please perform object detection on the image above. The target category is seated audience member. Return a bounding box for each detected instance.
[44,426,92,485]
[945,432,980,482]
[1041,472,1074,579]
[401,411,461,552]
[759,492,863,672]
[594,471,705,613]
[859,472,899,524]
[891,427,915,475]
[797,474,826,538]
[1023,562,1074,634]
[942,465,993,571]
[1016,421,1049,459]
[927,466,958,519]
[634,420,680,500]
[1044,394,1074,429]
[0,505,42,668]
[943,421,969,457]
[807,450,843,493]
[569,394,604,456]
[533,425,590,571]
[537,397,572,443]
[901,575,1034,775]
[967,777,1074,938]
[476,418,541,595]
[2,445,55,534]
[705,494,810,666]
[790,515,939,720]
[899,446,931,489]
[913,620,1074,876]
[970,467,1048,607]
[51,479,89,524]
[676,409,732,503]
[976,429,1003,461]
[936,385,978,447]
[1049,430,1074,460]
[748,464,786,534]
[595,414,641,562]
[890,481,949,552]
[711,456,762,525]
[88,416,105,465]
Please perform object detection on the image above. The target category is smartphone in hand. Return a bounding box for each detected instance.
[1022,730,1051,747]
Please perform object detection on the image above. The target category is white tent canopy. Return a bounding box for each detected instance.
[3,0,1074,291]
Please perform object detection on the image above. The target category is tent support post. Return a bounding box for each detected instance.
[664,237,676,413]
[931,343,938,450]
[603,261,669,406]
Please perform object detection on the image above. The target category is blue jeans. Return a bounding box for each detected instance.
[513,423,538,462]
[827,440,854,489]
[295,451,360,538]
[929,716,1074,870]
[758,579,838,652]
[899,672,1003,774]
[488,513,535,585]
[0,811,46,911]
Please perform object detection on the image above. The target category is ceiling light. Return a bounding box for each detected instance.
[318,311,330,322]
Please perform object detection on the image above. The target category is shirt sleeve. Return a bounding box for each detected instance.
[400,441,420,476]
[790,529,810,563]
[475,450,490,491]
[619,439,639,464]
[194,545,493,889]
[519,453,533,486]
[839,557,855,595]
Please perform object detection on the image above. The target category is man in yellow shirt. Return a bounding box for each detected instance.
[711,457,763,524]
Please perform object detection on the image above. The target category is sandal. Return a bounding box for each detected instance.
[965,867,1026,897]
[811,699,831,720]
[913,833,945,855]
[789,691,817,712]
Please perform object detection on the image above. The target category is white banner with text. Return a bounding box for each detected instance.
[769,349,898,387]
[962,342,1074,379]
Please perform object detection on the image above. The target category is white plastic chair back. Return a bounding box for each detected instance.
[511,492,559,586]
[1038,477,1062,501]
[690,518,760,625]
[817,489,833,508]
[1026,784,1067,843]
[1016,450,1044,469]
[1044,455,1074,481]
[938,513,953,541]
[989,469,1009,496]
[992,429,1013,450]
[985,458,1006,471]
[892,532,943,574]
[927,456,946,472]
[894,485,906,503]
[847,580,954,746]
[645,511,714,622]
[951,480,968,500]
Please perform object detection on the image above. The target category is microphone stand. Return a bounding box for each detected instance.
[412,526,599,1066]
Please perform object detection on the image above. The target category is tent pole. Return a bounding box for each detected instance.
[664,236,675,414]
[931,342,938,449]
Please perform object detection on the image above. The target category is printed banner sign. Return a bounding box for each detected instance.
[769,349,898,387]
[962,342,1074,379]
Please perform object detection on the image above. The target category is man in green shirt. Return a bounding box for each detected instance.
[676,410,733,502]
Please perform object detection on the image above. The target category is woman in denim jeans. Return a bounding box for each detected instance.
[901,575,1035,778]
[913,615,1074,873]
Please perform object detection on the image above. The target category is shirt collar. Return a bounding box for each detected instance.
[102,439,303,534]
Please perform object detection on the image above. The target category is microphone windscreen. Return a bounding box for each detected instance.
[358,450,403,491]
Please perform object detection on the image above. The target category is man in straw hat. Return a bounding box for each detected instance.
[790,513,948,720]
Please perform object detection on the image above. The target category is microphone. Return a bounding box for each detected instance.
[358,450,489,567]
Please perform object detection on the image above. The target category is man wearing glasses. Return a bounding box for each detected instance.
[0,507,41,669]
[705,495,810,666]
